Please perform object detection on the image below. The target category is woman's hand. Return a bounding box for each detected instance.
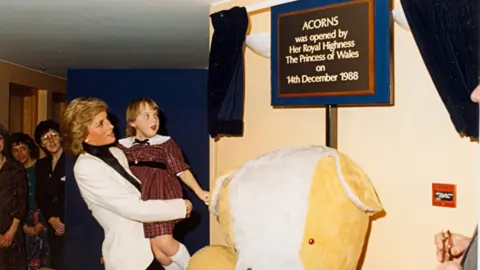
[2,227,16,248]
[0,235,9,248]
[195,189,210,205]
[49,217,65,236]
[435,230,471,263]
[23,225,37,237]
[184,199,193,218]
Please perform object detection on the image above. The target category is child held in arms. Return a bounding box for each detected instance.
[117,98,209,270]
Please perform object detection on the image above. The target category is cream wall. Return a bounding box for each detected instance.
[0,61,66,127]
[209,1,478,269]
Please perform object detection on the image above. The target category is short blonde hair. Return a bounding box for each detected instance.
[62,97,108,156]
[125,97,159,137]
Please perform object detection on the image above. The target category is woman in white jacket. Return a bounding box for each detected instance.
[62,97,192,270]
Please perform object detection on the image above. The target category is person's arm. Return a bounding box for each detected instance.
[164,140,207,196]
[179,170,204,194]
[35,160,56,223]
[5,164,28,239]
[74,157,187,222]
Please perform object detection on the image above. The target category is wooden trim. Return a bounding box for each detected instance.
[9,83,38,137]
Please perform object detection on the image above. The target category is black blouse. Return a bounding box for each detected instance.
[35,152,65,223]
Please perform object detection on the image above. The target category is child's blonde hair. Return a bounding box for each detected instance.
[125,97,160,137]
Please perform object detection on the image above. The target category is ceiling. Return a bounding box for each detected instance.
[0,0,218,78]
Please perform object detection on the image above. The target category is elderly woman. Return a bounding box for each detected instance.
[0,125,28,270]
[435,83,479,270]
[11,133,50,269]
[34,120,65,269]
[61,97,192,270]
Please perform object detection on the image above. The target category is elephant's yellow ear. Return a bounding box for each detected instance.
[329,150,383,215]
[210,172,234,216]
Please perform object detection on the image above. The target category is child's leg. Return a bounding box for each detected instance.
[155,234,191,270]
[150,238,181,270]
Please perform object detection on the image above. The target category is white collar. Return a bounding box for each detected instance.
[118,134,171,148]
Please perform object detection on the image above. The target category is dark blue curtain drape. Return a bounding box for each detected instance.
[208,7,249,138]
[401,0,478,138]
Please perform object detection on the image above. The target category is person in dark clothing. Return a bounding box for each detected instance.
[0,124,28,270]
[11,132,51,269]
[34,120,65,270]
[434,83,480,270]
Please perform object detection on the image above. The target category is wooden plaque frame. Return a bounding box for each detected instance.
[271,0,393,107]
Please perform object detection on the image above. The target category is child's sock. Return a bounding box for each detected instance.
[162,262,181,270]
[169,243,191,270]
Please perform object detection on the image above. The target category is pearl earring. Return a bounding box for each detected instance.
[85,138,89,143]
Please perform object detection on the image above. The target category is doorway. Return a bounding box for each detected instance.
[9,83,38,137]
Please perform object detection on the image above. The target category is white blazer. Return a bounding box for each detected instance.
[73,147,187,270]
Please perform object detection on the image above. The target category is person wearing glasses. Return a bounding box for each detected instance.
[34,120,65,269]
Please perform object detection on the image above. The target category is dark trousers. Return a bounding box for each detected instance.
[0,230,27,270]
[47,230,64,270]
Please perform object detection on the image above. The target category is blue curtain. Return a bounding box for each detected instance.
[208,7,249,138]
[401,0,478,138]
